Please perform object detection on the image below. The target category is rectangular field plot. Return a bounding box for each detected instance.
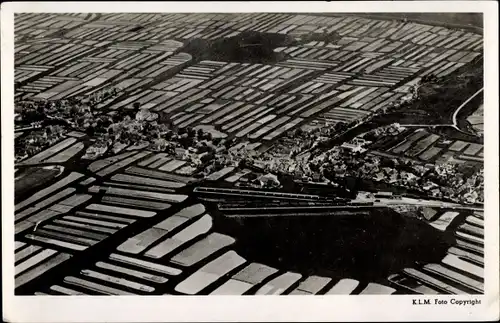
[175,251,246,295]
[85,203,157,218]
[449,140,469,152]
[88,185,188,204]
[359,283,396,295]
[45,142,85,163]
[390,130,428,154]
[16,193,92,235]
[110,174,185,189]
[101,195,171,210]
[457,154,483,163]
[96,151,152,177]
[125,166,196,184]
[88,151,137,173]
[158,160,187,172]
[325,279,359,295]
[403,268,467,295]
[255,272,302,295]
[289,275,332,295]
[16,249,72,289]
[21,200,140,251]
[20,138,77,165]
[170,232,236,267]
[145,214,213,259]
[418,146,443,161]
[429,212,460,231]
[262,117,304,141]
[423,263,483,293]
[463,143,483,156]
[404,134,440,157]
[116,203,205,255]
[210,263,278,295]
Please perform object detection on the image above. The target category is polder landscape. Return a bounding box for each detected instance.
[14,12,484,296]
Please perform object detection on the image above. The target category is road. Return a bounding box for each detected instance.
[401,88,484,136]
[451,87,483,131]
[400,87,484,134]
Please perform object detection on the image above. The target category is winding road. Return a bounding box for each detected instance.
[400,87,484,136]
[451,87,483,131]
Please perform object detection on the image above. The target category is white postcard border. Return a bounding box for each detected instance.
[2,2,499,322]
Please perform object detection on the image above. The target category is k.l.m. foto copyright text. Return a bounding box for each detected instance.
[412,298,481,306]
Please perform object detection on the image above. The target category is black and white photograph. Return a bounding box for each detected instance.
[2,1,499,322]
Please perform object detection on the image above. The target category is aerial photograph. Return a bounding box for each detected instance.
[13,12,484,296]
